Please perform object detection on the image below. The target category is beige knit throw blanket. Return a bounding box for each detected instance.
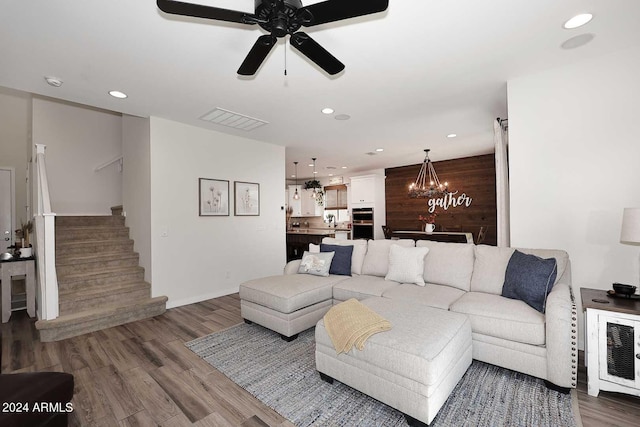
[323,298,392,354]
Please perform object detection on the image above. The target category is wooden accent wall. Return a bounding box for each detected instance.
[385,154,497,245]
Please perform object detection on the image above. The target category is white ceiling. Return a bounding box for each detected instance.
[2,0,639,180]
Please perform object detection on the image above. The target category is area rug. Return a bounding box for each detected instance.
[186,324,579,427]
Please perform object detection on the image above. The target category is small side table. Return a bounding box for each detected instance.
[0,257,36,323]
[581,288,640,397]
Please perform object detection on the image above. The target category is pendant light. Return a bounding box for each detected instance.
[310,157,318,197]
[293,162,300,200]
[408,149,450,198]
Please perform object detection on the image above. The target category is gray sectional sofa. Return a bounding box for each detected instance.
[239,238,577,425]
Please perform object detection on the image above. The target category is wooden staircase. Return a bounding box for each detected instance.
[35,212,167,342]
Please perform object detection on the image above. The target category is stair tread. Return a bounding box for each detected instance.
[55,224,127,229]
[36,296,168,328]
[56,237,133,250]
[56,251,139,264]
[59,281,150,298]
[56,238,132,245]
[58,265,143,281]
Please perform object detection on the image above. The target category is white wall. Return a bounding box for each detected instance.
[32,97,122,215]
[149,117,286,308]
[0,87,31,229]
[122,115,152,283]
[508,46,640,350]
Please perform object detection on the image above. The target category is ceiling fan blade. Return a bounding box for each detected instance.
[157,0,251,24]
[290,32,344,75]
[238,35,277,76]
[299,0,388,27]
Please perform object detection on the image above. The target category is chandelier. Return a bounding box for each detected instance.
[408,149,450,198]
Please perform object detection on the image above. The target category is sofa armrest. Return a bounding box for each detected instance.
[283,259,302,275]
[545,282,577,388]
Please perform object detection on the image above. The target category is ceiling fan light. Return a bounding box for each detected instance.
[564,13,593,29]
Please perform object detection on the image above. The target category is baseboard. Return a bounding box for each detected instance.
[165,286,239,309]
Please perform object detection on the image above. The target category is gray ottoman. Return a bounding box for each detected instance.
[315,297,472,426]
[240,273,348,340]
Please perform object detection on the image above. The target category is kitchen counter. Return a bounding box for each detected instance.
[286,228,351,261]
[287,228,350,236]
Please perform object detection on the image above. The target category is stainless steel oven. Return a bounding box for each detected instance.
[352,208,374,239]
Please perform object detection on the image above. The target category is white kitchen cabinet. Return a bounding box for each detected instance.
[300,189,323,217]
[287,185,302,217]
[350,175,376,205]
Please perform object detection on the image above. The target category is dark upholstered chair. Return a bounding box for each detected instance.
[0,372,74,427]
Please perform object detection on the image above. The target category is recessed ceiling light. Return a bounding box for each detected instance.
[328,174,334,176]
[308,163,314,167]
[44,76,63,87]
[341,166,348,169]
[447,133,457,138]
[109,90,128,99]
[335,114,351,121]
[291,174,296,178]
[564,13,593,29]
[376,148,384,152]
[321,107,334,114]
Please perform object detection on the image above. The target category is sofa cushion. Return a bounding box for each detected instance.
[449,292,546,346]
[416,241,475,292]
[333,275,401,301]
[362,239,415,277]
[385,245,429,286]
[519,248,569,283]
[322,238,368,275]
[316,297,472,390]
[239,274,347,314]
[298,251,335,277]
[469,246,515,294]
[382,283,466,310]
[501,250,558,313]
[321,243,353,276]
[471,245,569,295]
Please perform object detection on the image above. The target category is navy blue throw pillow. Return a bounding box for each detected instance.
[501,250,558,313]
[320,243,353,276]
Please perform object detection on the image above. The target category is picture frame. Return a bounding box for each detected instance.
[234,181,260,216]
[199,178,229,216]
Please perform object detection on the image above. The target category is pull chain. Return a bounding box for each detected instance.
[284,37,287,76]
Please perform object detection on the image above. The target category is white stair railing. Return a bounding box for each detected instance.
[33,144,59,320]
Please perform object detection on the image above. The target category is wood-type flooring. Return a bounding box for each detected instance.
[2,293,639,426]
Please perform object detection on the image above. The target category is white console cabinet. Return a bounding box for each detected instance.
[582,288,640,398]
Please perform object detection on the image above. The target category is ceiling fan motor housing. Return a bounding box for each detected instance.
[255,0,303,37]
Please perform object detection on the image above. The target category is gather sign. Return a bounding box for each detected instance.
[427,191,473,213]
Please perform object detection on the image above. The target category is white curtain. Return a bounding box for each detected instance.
[494,119,510,247]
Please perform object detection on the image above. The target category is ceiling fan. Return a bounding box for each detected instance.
[156,0,389,76]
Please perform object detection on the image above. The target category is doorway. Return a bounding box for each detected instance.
[0,168,15,250]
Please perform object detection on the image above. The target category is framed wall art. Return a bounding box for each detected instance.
[234,181,260,216]
[199,178,229,216]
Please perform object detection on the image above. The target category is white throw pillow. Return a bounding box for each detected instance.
[298,251,335,277]
[385,245,430,286]
[309,243,320,253]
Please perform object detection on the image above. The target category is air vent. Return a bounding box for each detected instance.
[199,107,268,131]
